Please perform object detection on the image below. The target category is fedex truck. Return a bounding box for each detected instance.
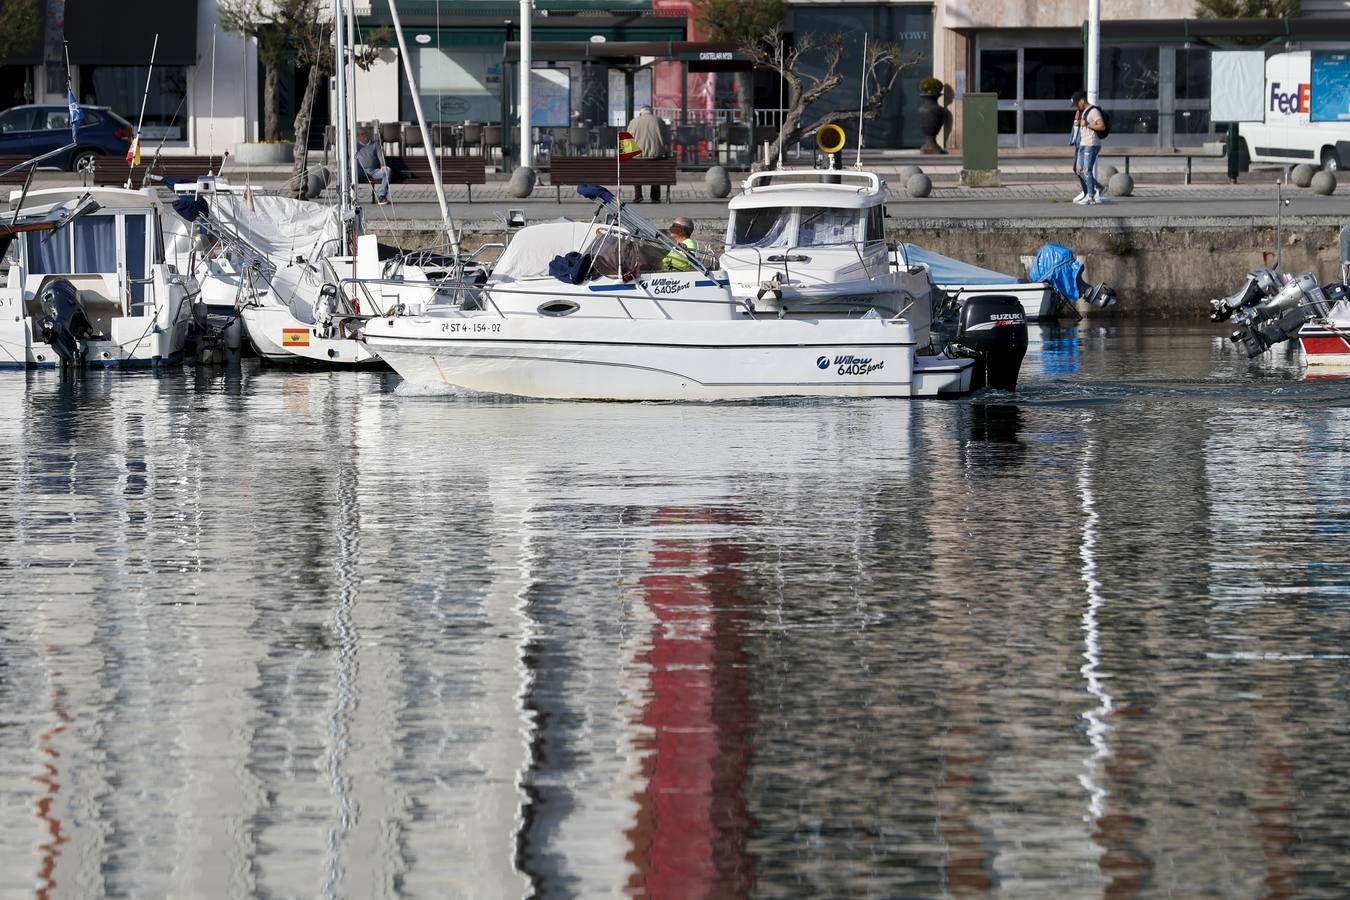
[1237,51,1350,171]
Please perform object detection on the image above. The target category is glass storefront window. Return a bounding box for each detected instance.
[399,47,501,123]
[1023,49,1082,101]
[980,50,1017,99]
[1100,48,1159,100]
[84,65,186,141]
[1176,47,1212,100]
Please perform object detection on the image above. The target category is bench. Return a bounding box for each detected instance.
[385,155,487,201]
[94,155,227,188]
[1098,148,1220,185]
[549,156,677,202]
[0,155,40,186]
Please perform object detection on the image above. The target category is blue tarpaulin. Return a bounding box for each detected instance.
[1028,243,1085,300]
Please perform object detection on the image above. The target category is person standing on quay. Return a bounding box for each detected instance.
[626,106,667,203]
[1071,90,1105,205]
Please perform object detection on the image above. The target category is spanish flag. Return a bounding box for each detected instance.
[618,131,640,161]
[281,328,310,348]
[125,135,141,166]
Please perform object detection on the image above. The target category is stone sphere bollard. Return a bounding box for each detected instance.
[705,165,731,199]
[898,165,924,182]
[1098,164,1118,183]
[1108,171,1134,197]
[508,166,536,198]
[1292,163,1317,188]
[304,166,331,200]
[906,172,932,198]
[1311,170,1338,195]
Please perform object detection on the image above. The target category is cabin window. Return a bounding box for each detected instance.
[797,207,863,246]
[25,231,70,274]
[73,217,116,274]
[125,214,148,314]
[866,206,886,242]
[730,207,790,248]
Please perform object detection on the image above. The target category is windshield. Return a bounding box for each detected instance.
[796,207,863,246]
[730,207,790,248]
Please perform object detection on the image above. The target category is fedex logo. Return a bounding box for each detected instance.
[1270,80,1310,114]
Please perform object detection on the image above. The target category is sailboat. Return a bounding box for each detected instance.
[188,0,458,366]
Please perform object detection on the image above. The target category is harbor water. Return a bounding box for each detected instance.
[1,323,1348,898]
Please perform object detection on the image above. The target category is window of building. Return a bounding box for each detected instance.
[83,65,187,141]
[399,46,502,124]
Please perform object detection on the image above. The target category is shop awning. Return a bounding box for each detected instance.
[362,0,651,21]
[0,0,44,65]
[505,40,747,67]
[65,0,198,65]
[1094,16,1350,46]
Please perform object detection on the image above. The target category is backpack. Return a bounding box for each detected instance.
[1086,104,1110,140]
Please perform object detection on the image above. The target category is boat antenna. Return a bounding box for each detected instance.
[776,33,783,170]
[1273,180,1290,271]
[126,32,159,190]
[209,24,217,169]
[855,32,867,170]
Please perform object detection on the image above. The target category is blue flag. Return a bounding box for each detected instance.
[67,88,82,142]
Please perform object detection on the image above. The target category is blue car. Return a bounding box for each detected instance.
[0,103,133,172]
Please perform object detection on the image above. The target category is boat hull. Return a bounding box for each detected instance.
[363,315,973,400]
[1298,322,1350,366]
[241,305,384,366]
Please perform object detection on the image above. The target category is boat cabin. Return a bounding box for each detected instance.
[719,169,900,314]
[7,187,168,332]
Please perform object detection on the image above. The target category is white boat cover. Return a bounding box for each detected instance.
[207,194,342,266]
[490,220,607,282]
[901,242,1024,286]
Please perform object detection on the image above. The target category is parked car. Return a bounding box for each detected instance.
[0,104,133,172]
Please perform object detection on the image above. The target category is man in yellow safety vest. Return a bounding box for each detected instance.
[662,216,698,271]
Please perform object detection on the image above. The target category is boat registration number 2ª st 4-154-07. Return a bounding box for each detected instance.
[440,322,503,334]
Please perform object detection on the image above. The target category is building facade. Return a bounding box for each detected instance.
[5,0,1350,158]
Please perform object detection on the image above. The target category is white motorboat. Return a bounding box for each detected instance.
[362,174,1028,401]
[0,186,196,368]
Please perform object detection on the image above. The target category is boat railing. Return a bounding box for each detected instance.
[741,169,882,195]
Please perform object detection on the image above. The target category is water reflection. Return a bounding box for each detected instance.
[1,325,1350,897]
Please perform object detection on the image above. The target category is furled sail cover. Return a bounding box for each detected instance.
[208,194,343,267]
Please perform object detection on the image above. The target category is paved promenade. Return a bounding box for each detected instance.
[16,153,1350,232]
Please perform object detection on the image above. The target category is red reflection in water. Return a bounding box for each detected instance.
[627,508,755,899]
[35,668,70,900]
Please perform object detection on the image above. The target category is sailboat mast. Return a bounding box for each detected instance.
[331,0,351,222]
[388,0,456,255]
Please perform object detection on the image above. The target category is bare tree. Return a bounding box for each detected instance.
[1195,0,1299,16]
[742,31,922,164]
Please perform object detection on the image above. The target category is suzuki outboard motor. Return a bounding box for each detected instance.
[954,294,1028,391]
[37,279,94,366]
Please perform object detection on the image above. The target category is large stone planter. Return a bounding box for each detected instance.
[233,142,295,165]
[917,93,945,155]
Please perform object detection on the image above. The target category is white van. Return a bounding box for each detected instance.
[1238,51,1350,171]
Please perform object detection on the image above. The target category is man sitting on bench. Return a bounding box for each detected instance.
[356,128,391,205]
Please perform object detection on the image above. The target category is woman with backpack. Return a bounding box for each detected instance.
[1071,90,1108,205]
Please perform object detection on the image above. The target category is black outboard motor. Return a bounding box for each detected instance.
[954,295,1029,391]
[37,279,94,366]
